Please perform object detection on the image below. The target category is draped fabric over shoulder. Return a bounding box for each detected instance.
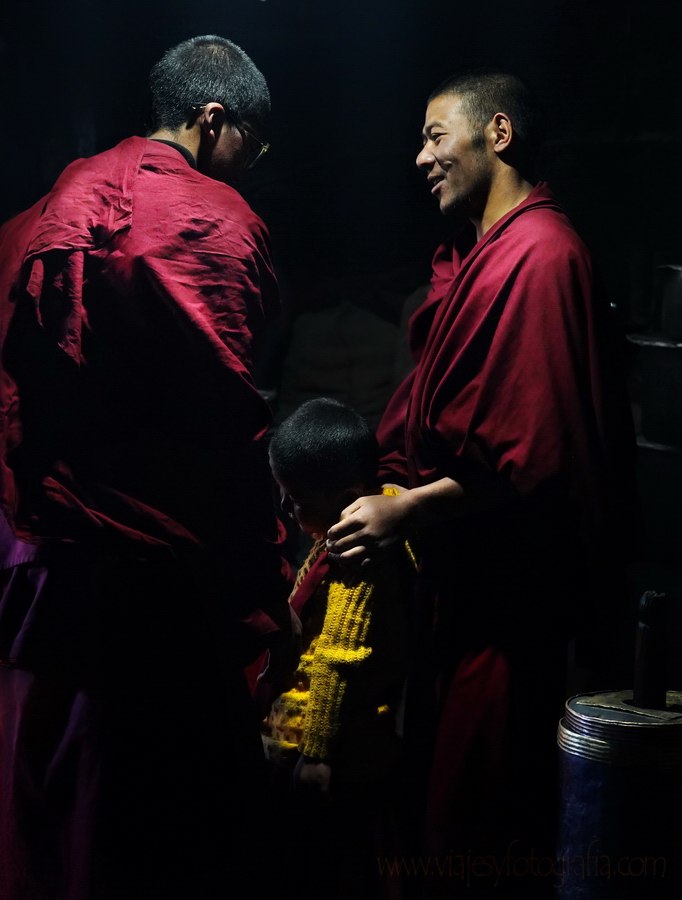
[0,137,292,900]
[375,183,636,887]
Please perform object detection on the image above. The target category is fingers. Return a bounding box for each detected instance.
[326,543,370,562]
[327,507,362,538]
[338,501,360,520]
[325,519,351,541]
[326,494,400,565]
[326,527,366,552]
[334,492,380,526]
[327,532,399,556]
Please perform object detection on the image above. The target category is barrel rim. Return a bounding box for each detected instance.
[557,718,682,767]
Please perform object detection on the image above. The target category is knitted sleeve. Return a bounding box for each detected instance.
[299,578,374,760]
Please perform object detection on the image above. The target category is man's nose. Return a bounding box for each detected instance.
[416,145,434,169]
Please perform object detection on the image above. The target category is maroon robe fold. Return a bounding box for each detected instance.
[376,183,637,884]
[0,137,292,899]
[380,183,627,526]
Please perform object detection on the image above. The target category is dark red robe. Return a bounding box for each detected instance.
[0,138,292,900]
[376,183,636,890]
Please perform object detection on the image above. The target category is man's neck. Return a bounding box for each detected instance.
[474,171,535,240]
[148,127,200,166]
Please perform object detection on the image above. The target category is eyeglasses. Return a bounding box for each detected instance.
[190,103,270,169]
[236,123,270,169]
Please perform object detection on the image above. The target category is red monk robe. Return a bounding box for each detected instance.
[0,137,292,900]
[377,183,636,894]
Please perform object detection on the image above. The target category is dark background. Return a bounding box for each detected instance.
[1,0,682,685]
[3,0,681,322]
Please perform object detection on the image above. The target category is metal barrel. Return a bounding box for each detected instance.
[556,690,682,899]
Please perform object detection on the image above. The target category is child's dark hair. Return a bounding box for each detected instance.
[269,398,379,495]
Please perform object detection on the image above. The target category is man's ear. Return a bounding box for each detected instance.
[199,101,227,144]
[487,111,513,156]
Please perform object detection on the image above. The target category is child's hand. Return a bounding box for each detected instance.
[294,754,332,794]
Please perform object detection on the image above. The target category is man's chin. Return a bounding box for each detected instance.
[438,196,458,217]
[438,192,471,222]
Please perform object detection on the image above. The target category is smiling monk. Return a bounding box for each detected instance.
[326,70,638,899]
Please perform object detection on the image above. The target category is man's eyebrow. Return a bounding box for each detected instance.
[422,119,445,137]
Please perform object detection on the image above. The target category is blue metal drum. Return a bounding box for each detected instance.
[556,690,682,899]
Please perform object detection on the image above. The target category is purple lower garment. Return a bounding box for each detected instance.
[0,507,41,570]
[0,665,99,900]
[0,511,271,900]
[0,513,98,899]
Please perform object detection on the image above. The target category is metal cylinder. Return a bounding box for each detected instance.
[556,690,682,899]
[628,334,682,446]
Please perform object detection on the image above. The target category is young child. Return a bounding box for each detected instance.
[259,397,416,900]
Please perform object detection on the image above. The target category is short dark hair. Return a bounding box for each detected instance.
[149,34,270,134]
[429,69,543,166]
[269,398,379,495]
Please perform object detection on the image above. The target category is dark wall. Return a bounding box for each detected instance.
[2,0,681,326]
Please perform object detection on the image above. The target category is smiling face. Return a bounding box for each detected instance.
[416,92,494,220]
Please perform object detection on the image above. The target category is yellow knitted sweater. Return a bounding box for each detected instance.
[262,489,415,763]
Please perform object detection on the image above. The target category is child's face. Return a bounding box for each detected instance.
[273,476,346,540]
